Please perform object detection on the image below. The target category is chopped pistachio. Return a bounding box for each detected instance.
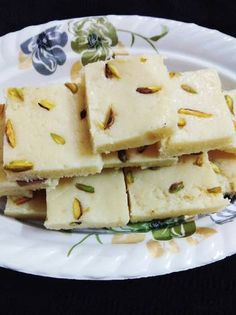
[224,95,234,115]
[137,146,148,153]
[50,133,65,145]
[140,57,147,63]
[80,109,87,120]
[96,121,105,130]
[126,170,134,184]
[14,196,32,205]
[118,150,127,162]
[105,62,121,79]
[4,160,33,172]
[5,119,16,148]
[8,88,24,101]
[181,84,197,94]
[169,71,181,78]
[207,186,222,194]
[210,162,221,174]
[73,198,82,219]
[193,155,203,167]
[177,117,186,128]
[136,86,162,94]
[38,99,55,111]
[75,183,95,193]
[64,82,78,94]
[178,108,213,118]
[104,107,115,130]
[169,181,184,193]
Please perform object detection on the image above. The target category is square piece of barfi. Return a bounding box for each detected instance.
[127,154,228,222]
[0,104,58,196]
[4,190,46,220]
[85,55,177,153]
[45,170,129,230]
[3,81,103,181]
[162,70,235,156]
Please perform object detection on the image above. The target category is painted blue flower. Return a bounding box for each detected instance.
[20,26,68,75]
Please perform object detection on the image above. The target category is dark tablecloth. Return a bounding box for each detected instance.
[0,0,235,314]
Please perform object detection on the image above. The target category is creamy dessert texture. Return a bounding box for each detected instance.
[163,70,235,156]
[3,83,103,181]
[103,143,177,168]
[45,170,129,230]
[127,154,228,222]
[85,55,177,153]
[4,190,46,219]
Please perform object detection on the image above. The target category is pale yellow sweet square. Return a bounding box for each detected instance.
[45,170,129,230]
[128,154,228,222]
[85,55,177,153]
[162,70,235,156]
[4,190,46,220]
[3,82,103,181]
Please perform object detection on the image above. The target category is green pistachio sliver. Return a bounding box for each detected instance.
[126,171,134,184]
[224,95,234,115]
[50,133,65,145]
[104,106,115,130]
[207,186,222,194]
[8,88,24,101]
[181,84,197,94]
[75,183,95,193]
[118,150,127,162]
[169,181,184,193]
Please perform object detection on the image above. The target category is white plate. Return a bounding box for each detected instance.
[0,15,236,280]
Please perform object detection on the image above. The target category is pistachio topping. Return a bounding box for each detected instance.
[75,183,95,193]
[224,95,234,115]
[137,146,148,153]
[38,99,55,111]
[4,160,33,172]
[64,82,78,94]
[136,86,162,94]
[169,71,181,78]
[105,62,121,79]
[181,84,197,94]
[96,121,105,130]
[5,119,16,148]
[8,88,24,101]
[207,186,222,194]
[177,117,186,128]
[140,57,147,63]
[178,108,213,118]
[210,162,221,174]
[104,107,115,130]
[14,196,32,205]
[73,198,82,220]
[118,150,127,163]
[80,109,87,120]
[50,133,65,145]
[169,181,184,193]
[126,170,134,185]
[193,155,203,167]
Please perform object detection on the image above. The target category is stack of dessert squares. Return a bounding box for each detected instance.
[1,55,236,230]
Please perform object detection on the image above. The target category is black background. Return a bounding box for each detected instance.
[0,1,236,314]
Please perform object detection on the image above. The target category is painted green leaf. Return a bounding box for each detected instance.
[126,222,151,233]
[149,25,169,41]
[152,227,172,240]
[69,17,118,65]
[170,221,196,238]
